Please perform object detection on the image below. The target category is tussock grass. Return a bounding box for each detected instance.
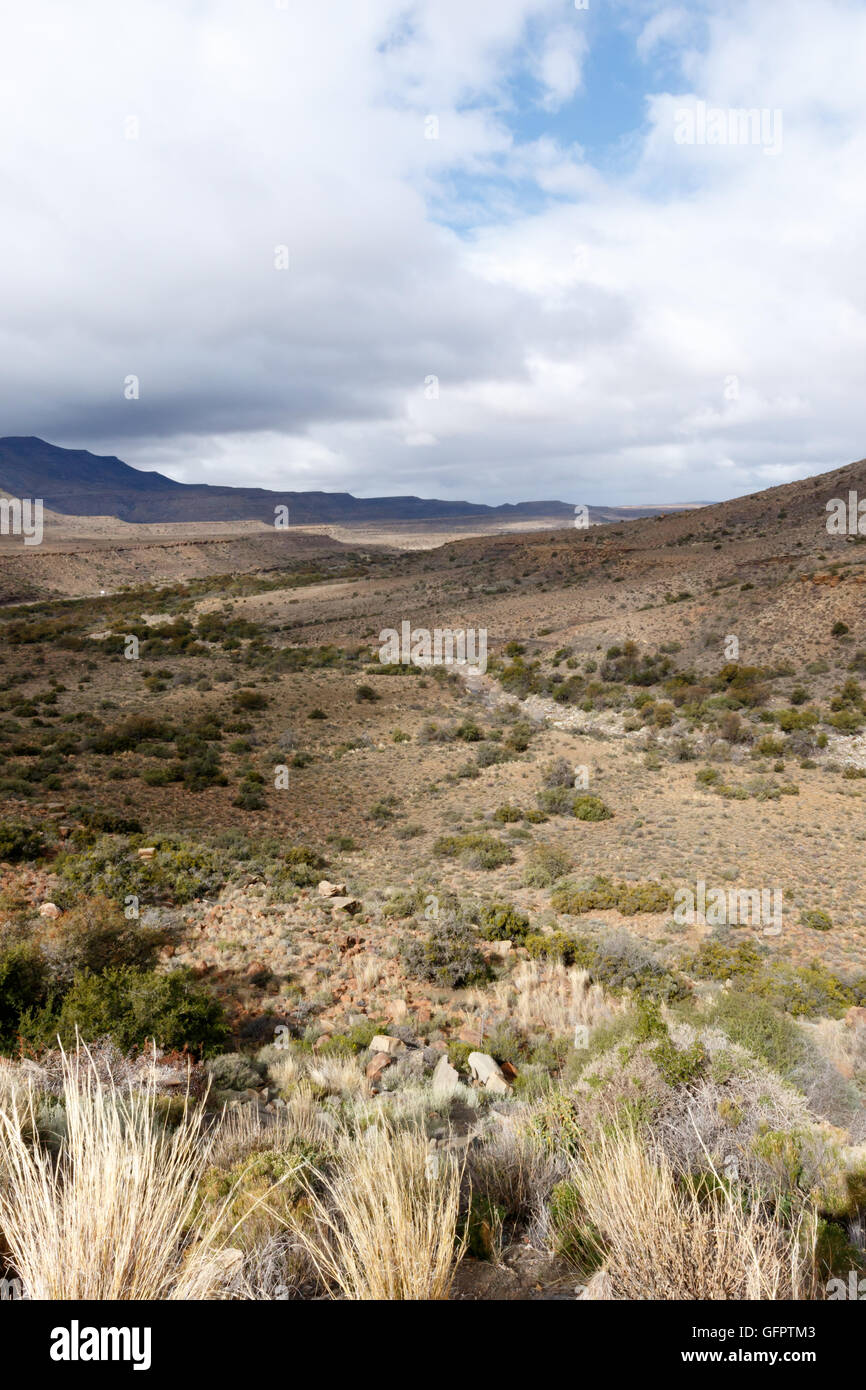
[0,1046,274,1300]
[287,1123,464,1299]
[483,960,617,1034]
[573,1125,817,1301]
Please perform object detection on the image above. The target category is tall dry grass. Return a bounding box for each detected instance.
[0,1047,279,1300]
[287,1123,464,1299]
[573,1125,817,1300]
[481,961,617,1035]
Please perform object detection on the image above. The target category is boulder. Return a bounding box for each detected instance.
[318,880,348,897]
[431,1054,460,1093]
[369,1035,406,1056]
[366,1052,394,1082]
[330,896,361,916]
[38,902,61,920]
[137,847,157,861]
[468,1051,511,1094]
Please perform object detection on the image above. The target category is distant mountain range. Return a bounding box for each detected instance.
[0,437,697,526]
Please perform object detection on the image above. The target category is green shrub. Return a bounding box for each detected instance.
[0,822,46,862]
[710,992,806,1075]
[432,832,513,870]
[573,795,612,822]
[522,842,573,887]
[801,909,833,932]
[477,902,530,942]
[0,943,48,1050]
[22,965,228,1055]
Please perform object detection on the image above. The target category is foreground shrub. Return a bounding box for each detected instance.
[22,966,228,1056]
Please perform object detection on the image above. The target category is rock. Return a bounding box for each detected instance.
[313,1033,333,1051]
[318,880,348,898]
[137,847,157,861]
[468,1051,511,1094]
[366,1052,394,1082]
[330,897,361,916]
[500,1060,518,1082]
[369,1035,407,1056]
[210,1247,244,1282]
[38,902,61,920]
[484,940,513,958]
[431,1054,460,1093]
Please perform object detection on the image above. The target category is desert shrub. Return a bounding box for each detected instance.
[0,822,46,863]
[36,895,167,987]
[233,688,269,711]
[522,842,573,887]
[535,786,575,815]
[801,909,833,932]
[710,993,806,1075]
[354,685,379,703]
[689,937,766,984]
[88,715,174,755]
[551,876,673,917]
[400,919,489,988]
[57,837,232,905]
[525,932,582,966]
[21,966,228,1056]
[590,931,687,1003]
[204,1052,264,1092]
[573,795,612,822]
[492,802,522,823]
[476,902,530,943]
[432,832,513,870]
[542,757,575,788]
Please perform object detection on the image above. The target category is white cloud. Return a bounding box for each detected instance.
[0,0,864,505]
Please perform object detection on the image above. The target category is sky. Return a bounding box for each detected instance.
[1,0,865,505]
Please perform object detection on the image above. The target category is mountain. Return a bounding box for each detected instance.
[0,437,694,526]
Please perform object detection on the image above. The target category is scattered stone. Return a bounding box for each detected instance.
[38,902,61,919]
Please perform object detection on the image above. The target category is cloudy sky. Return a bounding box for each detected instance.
[2,0,864,504]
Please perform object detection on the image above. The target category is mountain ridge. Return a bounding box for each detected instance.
[0,436,701,526]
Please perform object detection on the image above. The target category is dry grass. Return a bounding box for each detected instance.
[286,1122,465,1299]
[573,1125,818,1301]
[0,1046,275,1300]
[307,1055,368,1097]
[482,961,618,1035]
